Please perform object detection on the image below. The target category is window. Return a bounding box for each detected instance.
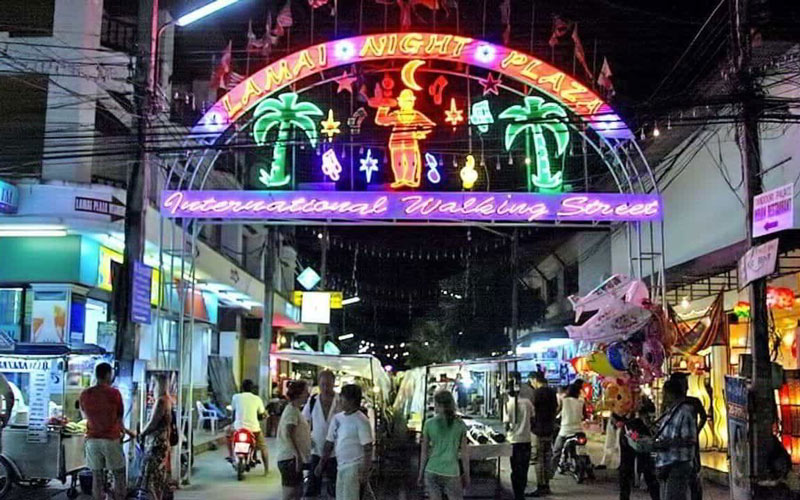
[0,289,23,342]
[0,74,48,176]
[564,263,579,296]
[1,0,55,37]
[546,277,559,305]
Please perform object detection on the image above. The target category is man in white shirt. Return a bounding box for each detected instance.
[504,384,534,500]
[228,379,269,475]
[316,384,373,500]
[302,370,341,496]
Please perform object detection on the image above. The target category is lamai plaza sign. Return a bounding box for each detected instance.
[161,190,661,223]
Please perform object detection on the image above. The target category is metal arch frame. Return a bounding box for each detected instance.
[156,36,667,484]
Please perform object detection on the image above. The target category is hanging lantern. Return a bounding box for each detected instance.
[768,287,795,309]
[734,301,751,319]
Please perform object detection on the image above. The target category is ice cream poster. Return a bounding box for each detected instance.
[31,290,69,343]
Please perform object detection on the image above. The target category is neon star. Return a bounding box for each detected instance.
[444,98,464,126]
[359,149,379,183]
[336,70,357,94]
[320,109,341,140]
[479,72,502,96]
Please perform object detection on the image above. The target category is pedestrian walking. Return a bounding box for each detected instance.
[531,373,557,496]
[618,397,659,500]
[277,380,312,500]
[302,370,342,496]
[418,390,470,500]
[552,379,585,472]
[454,374,470,413]
[316,384,374,500]
[654,379,698,500]
[79,362,131,500]
[504,382,534,500]
[139,373,173,500]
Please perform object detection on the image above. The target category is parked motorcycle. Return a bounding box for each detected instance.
[230,428,260,481]
[558,432,594,483]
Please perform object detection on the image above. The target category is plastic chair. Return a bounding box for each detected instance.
[195,401,218,434]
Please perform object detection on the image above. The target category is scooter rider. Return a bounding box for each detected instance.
[228,380,269,475]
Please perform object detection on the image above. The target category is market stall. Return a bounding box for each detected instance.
[0,343,112,499]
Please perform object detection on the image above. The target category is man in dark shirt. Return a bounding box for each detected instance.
[618,398,659,500]
[667,373,707,500]
[531,373,557,496]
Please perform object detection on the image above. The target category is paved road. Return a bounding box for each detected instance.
[2,440,730,499]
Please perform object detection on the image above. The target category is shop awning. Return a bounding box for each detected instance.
[273,350,392,400]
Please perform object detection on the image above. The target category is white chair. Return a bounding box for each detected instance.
[196,401,218,434]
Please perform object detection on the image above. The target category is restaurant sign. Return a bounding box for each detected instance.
[161,190,661,223]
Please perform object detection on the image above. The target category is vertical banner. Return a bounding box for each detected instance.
[131,262,153,325]
[27,364,51,443]
[726,376,750,500]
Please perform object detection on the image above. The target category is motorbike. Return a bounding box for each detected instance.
[558,432,594,483]
[230,428,260,481]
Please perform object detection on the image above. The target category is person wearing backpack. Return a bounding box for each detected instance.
[303,370,341,496]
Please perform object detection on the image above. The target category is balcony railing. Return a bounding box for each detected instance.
[100,15,136,54]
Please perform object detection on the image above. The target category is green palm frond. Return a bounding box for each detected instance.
[290,116,320,147]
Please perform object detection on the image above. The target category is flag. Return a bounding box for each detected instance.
[548,16,572,48]
[210,40,232,91]
[308,0,330,8]
[277,1,293,28]
[246,18,272,57]
[571,24,593,81]
[548,16,593,81]
[500,0,511,45]
[597,57,615,97]
[225,71,245,88]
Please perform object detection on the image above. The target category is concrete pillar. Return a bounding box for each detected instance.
[244,233,266,278]
[41,0,103,183]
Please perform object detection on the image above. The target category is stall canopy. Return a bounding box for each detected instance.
[273,350,392,400]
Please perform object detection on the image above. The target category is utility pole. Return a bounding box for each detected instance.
[116,0,157,378]
[260,229,277,401]
[731,0,771,484]
[510,229,519,352]
[319,227,329,351]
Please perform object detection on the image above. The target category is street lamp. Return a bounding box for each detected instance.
[176,0,243,26]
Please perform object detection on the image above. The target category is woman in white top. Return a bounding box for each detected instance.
[276,381,312,500]
[552,379,585,472]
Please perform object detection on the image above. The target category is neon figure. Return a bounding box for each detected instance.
[375,89,436,188]
[425,153,441,184]
[460,155,478,189]
[359,149,379,183]
[469,100,494,133]
[320,109,341,140]
[321,149,343,181]
[444,98,464,126]
[252,92,323,188]
[500,96,569,192]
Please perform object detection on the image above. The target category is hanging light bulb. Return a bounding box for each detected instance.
[640,128,646,141]
[524,157,531,166]
[681,296,690,309]
[653,123,661,138]
[508,152,513,165]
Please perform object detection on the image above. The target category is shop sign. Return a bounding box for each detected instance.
[74,196,125,222]
[161,190,662,223]
[131,262,153,325]
[297,267,321,290]
[737,238,779,289]
[0,179,19,214]
[753,183,793,237]
[725,376,750,500]
[292,290,343,309]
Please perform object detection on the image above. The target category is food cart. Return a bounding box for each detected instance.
[0,343,112,499]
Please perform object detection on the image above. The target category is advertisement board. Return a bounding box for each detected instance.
[726,376,750,500]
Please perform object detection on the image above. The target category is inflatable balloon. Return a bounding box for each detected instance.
[585,350,626,378]
[641,336,665,379]
[607,342,632,371]
[567,274,634,321]
[570,356,589,374]
[565,300,653,343]
[603,379,635,416]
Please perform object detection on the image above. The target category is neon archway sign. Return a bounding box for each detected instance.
[192,32,631,142]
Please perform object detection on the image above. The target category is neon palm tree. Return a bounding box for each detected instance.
[252,92,323,187]
[499,96,570,191]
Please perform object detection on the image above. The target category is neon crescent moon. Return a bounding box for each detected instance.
[401,60,425,91]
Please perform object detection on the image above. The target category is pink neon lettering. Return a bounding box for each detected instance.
[558,196,659,218]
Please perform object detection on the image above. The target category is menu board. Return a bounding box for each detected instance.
[27,365,51,443]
